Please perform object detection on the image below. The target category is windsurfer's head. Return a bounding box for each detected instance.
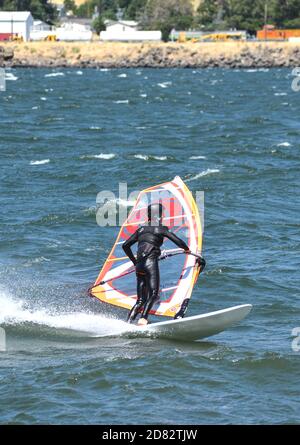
[147,203,164,226]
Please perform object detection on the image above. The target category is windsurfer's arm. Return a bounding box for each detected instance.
[164,228,189,251]
[166,229,206,271]
[122,231,138,265]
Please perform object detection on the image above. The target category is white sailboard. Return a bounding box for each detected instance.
[132,304,252,341]
[92,305,252,342]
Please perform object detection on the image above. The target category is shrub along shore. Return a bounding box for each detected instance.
[1,41,300,68]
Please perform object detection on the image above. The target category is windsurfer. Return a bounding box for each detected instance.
[122,203,191,325]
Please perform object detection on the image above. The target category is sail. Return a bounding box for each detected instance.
[90,176,203,317]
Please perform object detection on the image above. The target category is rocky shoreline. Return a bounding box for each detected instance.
[1,41,300,68]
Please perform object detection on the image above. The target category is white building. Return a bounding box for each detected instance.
[100,20,161,42]
[55,22,92,41]
[0,11,33,41]
[30,21,92,42]
[30,20,52,41]
[105,20,138,33]
[32,20,51,31]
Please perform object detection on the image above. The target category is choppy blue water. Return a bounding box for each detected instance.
[0,67,299,425]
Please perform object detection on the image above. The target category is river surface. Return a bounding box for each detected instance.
[0,67,299,424]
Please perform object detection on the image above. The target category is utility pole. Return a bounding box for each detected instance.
[11,14,14,40]
[264,1,268,40]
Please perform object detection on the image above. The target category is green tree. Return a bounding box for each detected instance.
[140,0,194,40]
[3,0,300,32]
[223,0,265,31]
[125,0,147,20]
[197,0,219,27]
[64,0,77,14]
[1,0,57,23]
[197,0,278,32]
[76,0,117,19]
[272,0,300,27]
[92,15,106,34]
[76,2,92,18]
[284,18,300,28]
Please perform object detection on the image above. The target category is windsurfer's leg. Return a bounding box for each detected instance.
[139,259,160,322]
[127,272,147,323]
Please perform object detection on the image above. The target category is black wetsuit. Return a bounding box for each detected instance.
[122,225,189,323]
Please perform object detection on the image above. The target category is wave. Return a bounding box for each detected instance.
[230,352,296,370]
[76,71,83,75]
[113,100,129,104]
[5,73,18,81]
[277,142,291,147]
[81,153,116,160]
[118,73,127,78]
[23,256,50,267]
[186,169,220,182]
[134,154,168,161]
[189,156,207,160]
[0,291,129,338]
[44,72,65,78]
[16,212,76,227]
[83,205,96,216]
[30,159,50,165]
[154,156,167,160]
[89,126,102,131]
[42,117,64,123]
[134,154,149,160]
[157,82,172,88]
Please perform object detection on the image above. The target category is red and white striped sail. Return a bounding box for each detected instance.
[90,176,203,317]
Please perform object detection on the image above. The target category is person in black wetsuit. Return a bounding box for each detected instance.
[122,203,191,325]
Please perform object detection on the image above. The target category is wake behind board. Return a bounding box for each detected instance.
[94,304,252,342]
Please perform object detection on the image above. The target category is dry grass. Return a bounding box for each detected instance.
[1,40,300,65]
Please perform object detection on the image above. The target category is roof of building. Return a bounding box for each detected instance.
[0,11,33,21]
[104,20,138,27]
[61,17,93,27]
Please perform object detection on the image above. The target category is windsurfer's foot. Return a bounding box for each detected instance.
[137,318,148,326]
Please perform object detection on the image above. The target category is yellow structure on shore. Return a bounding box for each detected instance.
[177,31,246,43]
[201,32,246,42]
